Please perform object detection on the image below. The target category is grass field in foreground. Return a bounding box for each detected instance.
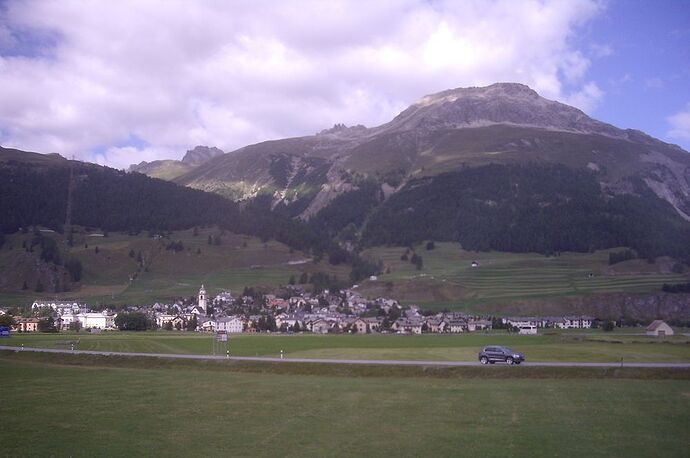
[3,330,690,362]
[1,356,688,457]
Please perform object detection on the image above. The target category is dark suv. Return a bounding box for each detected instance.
[478,346,525,365]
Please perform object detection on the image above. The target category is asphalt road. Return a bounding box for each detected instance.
[1,345,689,368]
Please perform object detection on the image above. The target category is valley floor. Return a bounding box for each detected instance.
[3,330,690,363]
[1,352,688,457]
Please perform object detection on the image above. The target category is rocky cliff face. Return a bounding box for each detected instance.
[181,146,225,166]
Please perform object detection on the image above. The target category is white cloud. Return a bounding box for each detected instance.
[0,0,606,168]
[644,77,664,89]
[563,81,604,112]
[589,43,613,58]
[667,104,690,140]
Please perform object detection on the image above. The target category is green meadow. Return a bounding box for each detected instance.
[1,231,686,311]
[359,242,688,309]
[1,352,688,457]
[0,227,349,307]
[4,330,690,363]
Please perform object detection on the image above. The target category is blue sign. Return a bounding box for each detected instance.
[0,326,10,337]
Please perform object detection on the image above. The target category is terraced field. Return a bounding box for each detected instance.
[359,243,688,307]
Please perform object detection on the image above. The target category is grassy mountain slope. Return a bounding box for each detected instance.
[358,243,689,317]
[128,160,194,180]
[0,227,349,307]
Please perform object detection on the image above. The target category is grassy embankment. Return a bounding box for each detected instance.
[3,330,690,363]
[1,352,688,457]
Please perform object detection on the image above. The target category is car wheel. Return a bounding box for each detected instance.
[480,356,488,365]
[506,357,514,365]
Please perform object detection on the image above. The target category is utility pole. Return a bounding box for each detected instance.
[64,155,76,242]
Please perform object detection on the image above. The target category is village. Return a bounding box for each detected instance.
[0,284,628,336]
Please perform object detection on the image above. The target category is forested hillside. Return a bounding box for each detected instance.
[0,153,327,254]
[358,164,690,263]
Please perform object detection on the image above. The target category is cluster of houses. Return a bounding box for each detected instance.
[145,286,495,335]
[29,300,116,330]
[502,316,595,334]
[0,285,674,337]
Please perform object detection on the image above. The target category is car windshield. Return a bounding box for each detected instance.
[502,347,514,353]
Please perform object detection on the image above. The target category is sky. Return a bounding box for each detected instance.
[0,0,688,169]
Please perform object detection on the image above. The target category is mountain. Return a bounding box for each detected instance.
[174,83,690,223]
[128,145,224,180]
[6,83,690,265]
[128,160,194,181]
[181,145,224,166]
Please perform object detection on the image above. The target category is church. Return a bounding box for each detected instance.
[188,284,208,316]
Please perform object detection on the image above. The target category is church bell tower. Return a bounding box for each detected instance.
[198,284,207,313]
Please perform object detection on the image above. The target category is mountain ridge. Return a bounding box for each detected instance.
[169,83,690,222]
[128,145,225,180]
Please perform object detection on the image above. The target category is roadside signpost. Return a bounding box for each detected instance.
[213,331,228,356]
[0,326,10,338]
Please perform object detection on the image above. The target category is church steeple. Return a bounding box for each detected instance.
[198,284,207,313]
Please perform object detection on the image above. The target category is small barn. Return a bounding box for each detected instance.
[646,320,674,337]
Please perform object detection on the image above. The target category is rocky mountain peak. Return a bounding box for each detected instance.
[181,146,224,166]
[384,83,623,138]
[417,82,539,107]
[318,123,368,137]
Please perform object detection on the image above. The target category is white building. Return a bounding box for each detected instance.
[198,285,207,314]
[215,316,243,333]
[156,314,182,328]
[61,311,116,330]
[646,320,674,337]
[213,291,233,305]
[518,325,537,335]
[32,300,81,316]
[198,317,215,332]
[555,316,594,329]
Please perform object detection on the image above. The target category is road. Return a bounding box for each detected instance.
[1,345,689,368]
